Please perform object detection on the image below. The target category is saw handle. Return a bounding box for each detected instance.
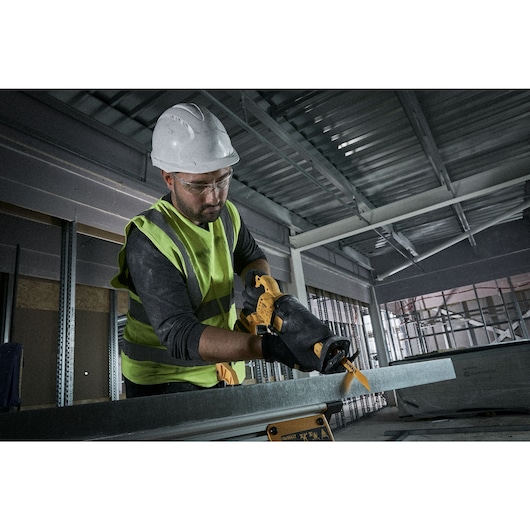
[251,275,285,333]
[255,274,283,297]
[236,274,285,335]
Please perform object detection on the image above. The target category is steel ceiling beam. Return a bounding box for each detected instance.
[239,90,375,211]
[199,90,353,213]
[0,105,313,240]
[229,90,419,259]
[202,89,387,270]
[290,157,530,252]
[397,90,477,249]
[376,198,530,281]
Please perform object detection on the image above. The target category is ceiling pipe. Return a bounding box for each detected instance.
[376,199,530,281]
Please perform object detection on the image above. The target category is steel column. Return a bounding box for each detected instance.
[508,277,530,340]
[108,290,120,401]
[472,284,490,343]
[383,303,400,362]
[369,286,390,367]
[441,290,457,349]
[495,279,517,341]
[56,220,76,407]
[289,247,308,308]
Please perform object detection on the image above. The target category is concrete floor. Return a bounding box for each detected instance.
[332,405,530,441]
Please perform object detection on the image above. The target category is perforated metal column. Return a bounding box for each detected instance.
[108,290,120,401]
[56,221,76,407]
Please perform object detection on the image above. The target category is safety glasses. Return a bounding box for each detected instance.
[171,169,233,196]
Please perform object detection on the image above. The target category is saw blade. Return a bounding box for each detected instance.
[341,358,371,392]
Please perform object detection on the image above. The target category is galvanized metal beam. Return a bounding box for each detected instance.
[0,122,157,234]
[235,90,419,260]
[0,358,456,440]
[397,90,477,249]
[201,90,382,271]
[376,198,530,281]
[199,90,353,214]
[239,90,375,211]
[290,158,530,252]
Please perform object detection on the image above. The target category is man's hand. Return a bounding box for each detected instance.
[261,334,318,372]
[273,294,332,372]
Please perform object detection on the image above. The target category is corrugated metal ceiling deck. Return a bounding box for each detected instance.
[37,88,530,275]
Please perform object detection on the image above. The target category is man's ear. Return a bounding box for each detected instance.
[162,171,173,191]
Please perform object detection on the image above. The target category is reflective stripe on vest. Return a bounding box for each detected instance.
[143,208,203,311]
[133,206,235,320]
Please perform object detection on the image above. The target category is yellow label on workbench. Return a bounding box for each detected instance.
[267,414,334,441]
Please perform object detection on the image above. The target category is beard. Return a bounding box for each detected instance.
[171,185,225,226]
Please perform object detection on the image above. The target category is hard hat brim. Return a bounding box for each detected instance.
[151,150,240,174]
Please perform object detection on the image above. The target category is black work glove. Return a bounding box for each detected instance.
[273,294,351,374]
[261,334,318,372]
[242,269,268,313]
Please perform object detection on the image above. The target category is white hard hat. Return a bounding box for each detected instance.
[150,103,240,173]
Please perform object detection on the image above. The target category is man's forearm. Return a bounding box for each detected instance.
[198,326,263,362]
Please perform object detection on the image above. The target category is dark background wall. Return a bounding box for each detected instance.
[13,277,127,408]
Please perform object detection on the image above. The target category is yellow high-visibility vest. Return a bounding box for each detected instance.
[111,198,245,387]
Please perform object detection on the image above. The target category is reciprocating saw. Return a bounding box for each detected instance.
[236,273,370,390]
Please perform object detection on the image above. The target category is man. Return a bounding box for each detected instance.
[112,102,315,397]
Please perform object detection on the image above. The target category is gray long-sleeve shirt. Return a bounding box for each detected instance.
[125,195,266,363]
